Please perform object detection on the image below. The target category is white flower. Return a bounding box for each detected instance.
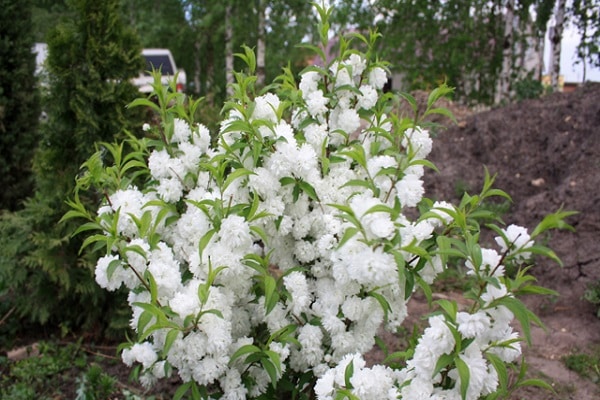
[283,271,311,315]
[95,254,123,291]
[420,255,444,284]
[400,377,434,399]
[303,122,328,151]
[193,123,211,153]
[331,64,353,88]
[170,279,201,318]
[402,127,433,159]
[220,368,248,400]
[345,54,367,77]
[495,224,534,259]
[253,93,280,122]
[430,201,455,226]
[218,215,252,250]
[357,84,378,110]
[314,368,335,399]
[122,342,158,369]
[142,123,151,131]
[456,311,491,338]
[172,118,192,143]
[465,248,504,277]
[333,108,360,135]
[481,283,509,305]
[306,90,329,117]
[178,141,202,173]
[294,324,324,367]
[368,67,388,89]
[420,315,456,356]
[156,177,184,202]
[395,173,425,208]
[299,70,320,95]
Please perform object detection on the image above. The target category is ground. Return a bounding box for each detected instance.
[421,82,600,399]
[2,84,599,399]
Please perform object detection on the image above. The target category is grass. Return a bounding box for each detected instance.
[563,347,600,385]
[0,340,166,400]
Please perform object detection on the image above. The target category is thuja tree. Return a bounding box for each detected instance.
[0,0,144,332]
[67,4,575,399]
[0,0,40,211]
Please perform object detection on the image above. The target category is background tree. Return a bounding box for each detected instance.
[30,0,71,43]
[0,0,40,211]
[571,0,600,81]
[0,0,144,334]
[181,0,315,103]
[549,0,567,89]
[121,0,195,90]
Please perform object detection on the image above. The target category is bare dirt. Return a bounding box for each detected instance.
[421,82,600,399]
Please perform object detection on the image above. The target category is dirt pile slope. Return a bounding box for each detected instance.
[425,83,600,399]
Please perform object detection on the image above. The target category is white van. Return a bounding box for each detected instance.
[132,48,187,93]
[33,45,185,93]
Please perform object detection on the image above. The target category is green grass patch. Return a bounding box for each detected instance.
[563,348,600,385]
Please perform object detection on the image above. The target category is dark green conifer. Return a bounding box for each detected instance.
[0,0,40,211]
[0,0,144,334]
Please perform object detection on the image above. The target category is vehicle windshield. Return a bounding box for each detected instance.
[143,55,174,75]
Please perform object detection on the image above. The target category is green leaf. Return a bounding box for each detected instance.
[517,378,555,392]
[486,353,508,390]
[436,299,458,321]
[229,344,261,365]
[106,259,122,281]
[80,234,109,253]
[198,229,216,259]
[128,97,160,113]
[493,296,542,345]
[344,357,355,390]
[261,358,279,388]
[137,310,153,334]
[455,357,470,400]
[398,91,418,117]
[164,329,180,355]
[368,290,392,320]
[337,227,359,248]
[432,353,455,378]
[531,207,578,237]
[223,168,253,193]
[264,275,280,315]
[423,107,457,124]
[427,83,454,109]
[71,221,103,237]
[298,180,320,202]
[173,381,192,400]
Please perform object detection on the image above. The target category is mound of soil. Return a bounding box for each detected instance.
[425,83,600,399]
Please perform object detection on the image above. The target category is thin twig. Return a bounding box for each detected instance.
[0,306,16,327]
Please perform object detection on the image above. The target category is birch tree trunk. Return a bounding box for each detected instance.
[194,39,202,96]
[256,0,266,87]
[550,0,567,90]
[225,3,234,97]
[495,0,515,104]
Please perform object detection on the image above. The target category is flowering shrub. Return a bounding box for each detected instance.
[65,5,574,399]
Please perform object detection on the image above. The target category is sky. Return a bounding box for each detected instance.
[549,24,600,82]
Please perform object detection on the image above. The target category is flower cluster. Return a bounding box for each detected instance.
[71,17,563,400]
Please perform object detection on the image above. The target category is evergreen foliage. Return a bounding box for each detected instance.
[0,0,144,335]
[0,0,41,211]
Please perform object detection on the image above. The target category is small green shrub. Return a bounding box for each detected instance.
[563,350,600,384]
[584,280,600,318]
[514,78,544,101]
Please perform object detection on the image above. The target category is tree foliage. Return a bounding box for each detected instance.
[0,0,40,211]
[0,0,144,333]
[571,0,600,76]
